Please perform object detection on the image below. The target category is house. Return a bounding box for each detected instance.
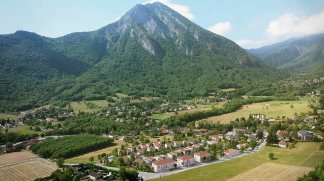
[173,141,182,148]
[251,114,265,121]
[177,155,195,167]
[89,172,102,180]
[276,130,286,140]
[224,149,240,158]
[194,151,210,163]
[152,159,175,172]
[278,140,287,148]
[297,130,314,141]
[126,147,133,155]
[143,156,156,165]
[236,143,247,150]
[233,127,248,135]
[164,142,172,149]
[207,140,218,145]
[225,132,239,141]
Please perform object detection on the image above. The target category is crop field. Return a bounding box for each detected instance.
[0,159,57,181]
[0,151,37,165]
[0,151,57,181]
[150,142,323,181]
[199,99,312,124]
[227,163,313,181]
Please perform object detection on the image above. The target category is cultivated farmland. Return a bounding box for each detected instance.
[228,163,313,181]
[0,151,57,181]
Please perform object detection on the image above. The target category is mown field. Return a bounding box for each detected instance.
[228,163,313,181]
[0,151,57,181]
[150,142,323,181]
[0,159,57,181]
[0,151,37,165]
[199,99,312,124]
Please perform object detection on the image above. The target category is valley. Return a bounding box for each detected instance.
[0,1,323,181]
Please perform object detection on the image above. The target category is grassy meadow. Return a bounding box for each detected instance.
[199,99,313,124]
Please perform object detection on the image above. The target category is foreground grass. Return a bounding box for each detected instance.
[150,142,323,181]
[200,99,312,124]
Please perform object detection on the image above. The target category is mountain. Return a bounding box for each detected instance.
[0,2,280,112]
[248,34,324,75]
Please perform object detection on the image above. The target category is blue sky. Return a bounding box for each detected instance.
[1,0,323,48]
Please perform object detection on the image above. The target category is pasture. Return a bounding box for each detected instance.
[150,142,323,181]
[199,99,312,124]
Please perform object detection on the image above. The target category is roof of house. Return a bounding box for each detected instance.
[297,130,313,135]
[178,155,194,161]
[194,151,209,157]
[225,149,240,154]
[152,159,174,166]
[279,140,287,145]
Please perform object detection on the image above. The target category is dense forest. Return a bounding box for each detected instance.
[30,134,113,158]
[0,2,284,112]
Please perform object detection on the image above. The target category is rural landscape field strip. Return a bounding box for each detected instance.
[199,100,312,124]
[0,151,37,165]
[227,163,313,181]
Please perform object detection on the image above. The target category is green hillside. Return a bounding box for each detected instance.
[0,2,282,112]
[249,34,324,76]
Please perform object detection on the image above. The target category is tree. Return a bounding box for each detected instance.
[119,167,127,181]
[256,130,263,139]
[89,156,94,162]
[268,152,275,160]
[5,142,13,150]
[56,158,64,168]
[320,142,324,150]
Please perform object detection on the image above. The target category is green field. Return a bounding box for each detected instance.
[149,103,224,120]
[5,125,42,135]
[70,100,109,112]
[0,114,18,120]
[199,99,313,124]
[151,142,323,181]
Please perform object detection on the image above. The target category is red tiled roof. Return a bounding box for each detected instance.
[279,140,287,145]
[178,155,194,161]
[152,159,174,166]
[225,149,239,154]
[194,151,209,157]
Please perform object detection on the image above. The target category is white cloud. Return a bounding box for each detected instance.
[236,11,324,49]
[208,21,232,36]
[145,0,194,20]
